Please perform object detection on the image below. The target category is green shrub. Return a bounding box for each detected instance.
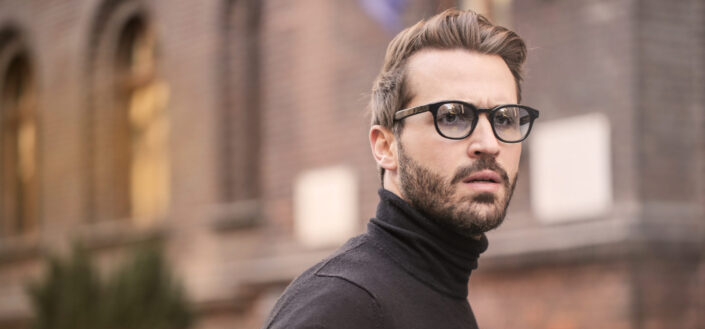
[27,243,193,329]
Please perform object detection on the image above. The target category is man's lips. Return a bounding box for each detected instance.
[462,170,502,184]
[460,170,503,194]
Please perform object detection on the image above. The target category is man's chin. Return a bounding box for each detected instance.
[460,208,505,233]
[471,192,498,204]
[457,189,504,205]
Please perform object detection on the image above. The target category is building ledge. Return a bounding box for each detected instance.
[0,234,41,264]
[483,201,704,269]
[72,219,167,250]
[208,199,263,232]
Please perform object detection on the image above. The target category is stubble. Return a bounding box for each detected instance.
[397,142,517,237]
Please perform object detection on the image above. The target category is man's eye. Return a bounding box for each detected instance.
[439,111,459,124]
[437,104,467,126]
[495,113,515,127]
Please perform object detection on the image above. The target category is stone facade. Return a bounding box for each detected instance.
[0,0,702,329]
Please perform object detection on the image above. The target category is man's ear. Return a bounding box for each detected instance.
[369,125,398,172]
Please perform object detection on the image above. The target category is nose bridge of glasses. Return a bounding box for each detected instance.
[465,113,501,155]
[475,109,493,127]
[472,111,496,137]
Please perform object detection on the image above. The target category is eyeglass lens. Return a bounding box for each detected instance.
[435,103,532,141]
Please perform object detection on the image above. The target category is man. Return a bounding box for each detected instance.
[262,8,539,329]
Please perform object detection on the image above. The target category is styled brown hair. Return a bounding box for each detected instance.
[369,8,527,130]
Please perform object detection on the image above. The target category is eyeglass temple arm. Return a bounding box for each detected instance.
[394,105,430,121]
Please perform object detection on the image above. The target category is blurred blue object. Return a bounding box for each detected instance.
[359,0,407,33]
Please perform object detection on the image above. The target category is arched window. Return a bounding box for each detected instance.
[0,34,38,237]
[117,16,170,225]
[88,4,169,227]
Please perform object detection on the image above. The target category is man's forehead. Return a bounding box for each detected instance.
[406,48,508,77]
[404,48,517,106]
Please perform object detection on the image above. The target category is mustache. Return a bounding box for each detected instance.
[449,157,510,185]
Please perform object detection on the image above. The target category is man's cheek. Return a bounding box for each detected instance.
[505,149,522,177]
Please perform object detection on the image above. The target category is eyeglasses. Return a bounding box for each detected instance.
[393,100,540,143]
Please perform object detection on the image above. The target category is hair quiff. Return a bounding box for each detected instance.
[369,8,527,129]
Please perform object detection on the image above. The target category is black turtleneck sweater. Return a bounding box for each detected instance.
[262,189,489,329]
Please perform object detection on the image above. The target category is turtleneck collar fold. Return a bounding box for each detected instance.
[367,189,489,299]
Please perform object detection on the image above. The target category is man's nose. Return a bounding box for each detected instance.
[467,114,500,157]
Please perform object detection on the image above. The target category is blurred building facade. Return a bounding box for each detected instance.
[0,0,703,328]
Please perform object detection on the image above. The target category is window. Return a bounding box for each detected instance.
[116,17,170,225]
[88,4,169,227]
[459,0,513,26]
[221,0,260,203]
[1,49,38,236]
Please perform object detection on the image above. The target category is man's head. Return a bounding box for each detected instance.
[368,9,535,237]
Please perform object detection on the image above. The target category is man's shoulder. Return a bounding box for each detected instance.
[314,235,398,289]
[288,234,391,299]
[262,235,398,329]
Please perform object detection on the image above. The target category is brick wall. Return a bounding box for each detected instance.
[0,1,702,329]
[471,260,634,329]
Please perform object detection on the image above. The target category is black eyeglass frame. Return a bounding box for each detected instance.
[393,100,540,143]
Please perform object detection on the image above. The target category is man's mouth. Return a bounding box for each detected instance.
[462,170,502,184]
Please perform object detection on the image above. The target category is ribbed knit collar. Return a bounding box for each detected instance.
[367,189,489,299]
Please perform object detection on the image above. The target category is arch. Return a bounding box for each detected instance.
[0,26,39,237]
[86,1,169,226]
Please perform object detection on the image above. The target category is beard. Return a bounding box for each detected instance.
[397,142,517,237]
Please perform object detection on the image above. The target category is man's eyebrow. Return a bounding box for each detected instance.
[474,101,517,109]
